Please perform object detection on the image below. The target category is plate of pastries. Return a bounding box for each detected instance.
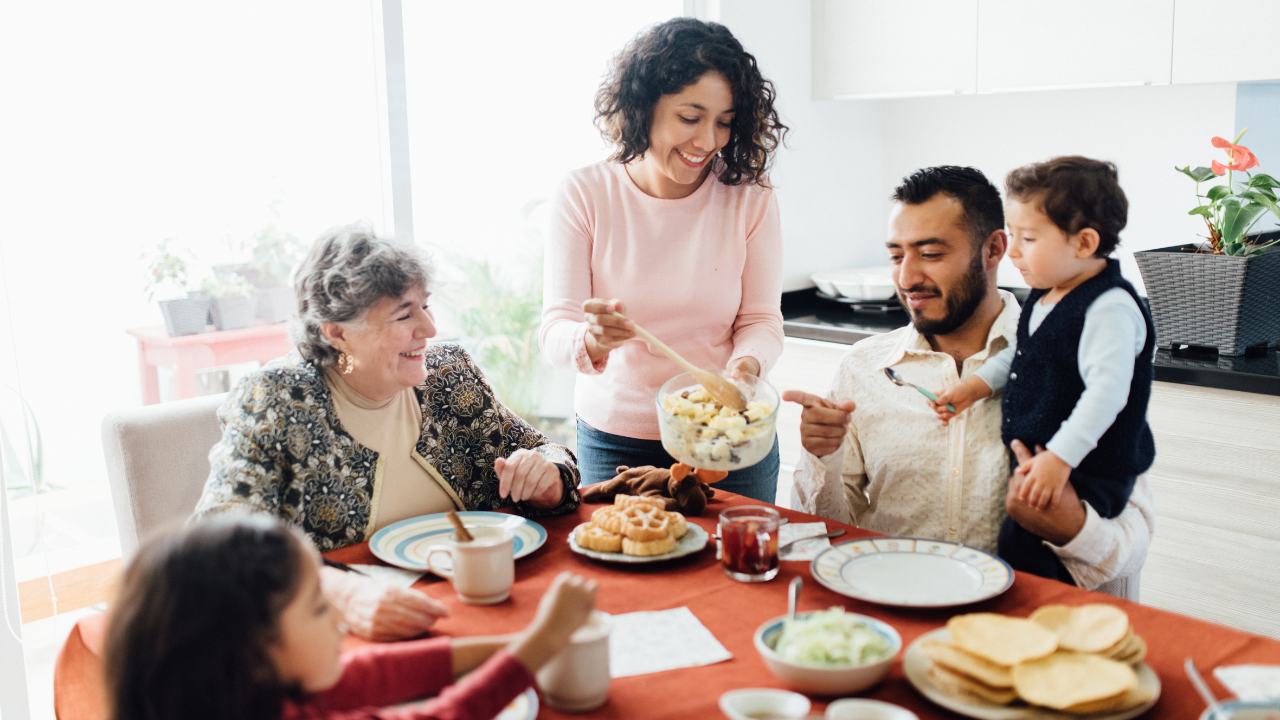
[903,604,1159,719]
[569,495,709,563]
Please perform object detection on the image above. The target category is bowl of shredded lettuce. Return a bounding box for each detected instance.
[753,607,900,696]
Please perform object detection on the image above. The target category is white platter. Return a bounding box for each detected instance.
[903,628,1160,720]
[810,537,1013,608]
[369,511,546,574]
[567,522,708,563]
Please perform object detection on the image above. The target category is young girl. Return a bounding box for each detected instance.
[105,514,598,720]
[932,156,1156,583]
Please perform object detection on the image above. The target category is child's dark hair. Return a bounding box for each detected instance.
[1006,156,1128,257]
[891,166,1005,250]
[105,515,310,720]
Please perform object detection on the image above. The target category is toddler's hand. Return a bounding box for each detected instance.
[928,377,991,426]
[530,572,598,645]
[1014,448,1072,511]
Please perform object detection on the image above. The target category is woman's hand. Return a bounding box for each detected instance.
[728,356,760,379]
[582,298,635,363]
[320,566,449,642]
[496,449,564,508]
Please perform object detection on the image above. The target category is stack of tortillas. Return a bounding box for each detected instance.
[920,605,1153,714]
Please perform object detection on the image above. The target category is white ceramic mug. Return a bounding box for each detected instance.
[424,527,514,605]
[536,610,612,713]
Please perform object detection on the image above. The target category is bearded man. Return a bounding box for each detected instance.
[785,166,1153,599]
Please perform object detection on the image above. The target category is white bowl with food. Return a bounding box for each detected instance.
[718,688,811,720]
[753,608,901,696]
[656,372,779,472]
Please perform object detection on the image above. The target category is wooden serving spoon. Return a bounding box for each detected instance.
[614,312,745,411]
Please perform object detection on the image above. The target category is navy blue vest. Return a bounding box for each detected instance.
[1000,259,1156,519]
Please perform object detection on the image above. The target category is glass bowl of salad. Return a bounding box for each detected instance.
[655,371,779,471]
[753,607,901,696]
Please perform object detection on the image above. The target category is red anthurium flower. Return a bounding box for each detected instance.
[1210,136,1260,175]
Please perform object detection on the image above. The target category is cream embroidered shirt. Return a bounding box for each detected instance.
[790,290,1155,594]
[324,369,459,531]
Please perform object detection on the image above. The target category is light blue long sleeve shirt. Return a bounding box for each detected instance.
[977,288,1147,468]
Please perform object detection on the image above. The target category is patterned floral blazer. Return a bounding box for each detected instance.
[193,343,580,551]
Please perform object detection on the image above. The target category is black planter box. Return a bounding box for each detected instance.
[1134,236,1280,356]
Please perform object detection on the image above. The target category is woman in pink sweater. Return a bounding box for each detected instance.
[540,18,788,502]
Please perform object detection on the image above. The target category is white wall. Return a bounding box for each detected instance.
[719,1,1240,293]
[716,0,885,292]
[880,84,1239,291]
[1237,81,1280,234]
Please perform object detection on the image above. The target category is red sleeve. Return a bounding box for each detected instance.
[313,637,454,710]
[285,649,534,720]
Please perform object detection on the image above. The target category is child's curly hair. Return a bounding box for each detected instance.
[594,17,788,188]
[1006,156,1129,257]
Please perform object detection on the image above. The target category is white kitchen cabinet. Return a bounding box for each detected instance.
[976,0,1174,92]
[1172,0,1280,84]
[812,0,977,100]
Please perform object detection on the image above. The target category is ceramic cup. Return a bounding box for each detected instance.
[536,610,612,713]
[424,526,514,605]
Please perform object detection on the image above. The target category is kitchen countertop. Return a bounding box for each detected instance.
[781,287,1280,397]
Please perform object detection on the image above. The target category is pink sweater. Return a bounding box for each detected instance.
[540,161,784,440]
[283,638,531,720]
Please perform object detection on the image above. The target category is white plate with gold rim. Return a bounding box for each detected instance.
[903,628,1160,720]
[809,537,1013,608]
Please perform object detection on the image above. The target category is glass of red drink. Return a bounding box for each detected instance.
[718,506,780,582]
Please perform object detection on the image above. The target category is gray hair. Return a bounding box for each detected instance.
[289,223,432,367]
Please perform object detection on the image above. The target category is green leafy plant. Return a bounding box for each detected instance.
[1177,128,1280,256]
[0,385,53,499]
[242,223,306,286]
[446,257,545,421]
[201,272,255,299]
[141,238,194,301]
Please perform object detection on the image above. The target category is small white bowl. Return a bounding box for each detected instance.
[753,612,901,696]
[826,698,919,720]
[719,688,811,720]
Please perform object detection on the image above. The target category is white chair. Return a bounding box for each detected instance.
[101,393,226,560]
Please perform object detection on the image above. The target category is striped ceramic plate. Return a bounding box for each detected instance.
[369,511,547,573]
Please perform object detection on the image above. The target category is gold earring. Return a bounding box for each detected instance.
[338,352,354,375]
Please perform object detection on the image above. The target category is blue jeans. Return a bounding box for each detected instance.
[575,417,780,504]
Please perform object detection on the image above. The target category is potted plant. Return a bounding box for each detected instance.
[243,224,306,323]
[202,272,257,331]
[143,239,210,336]
[1135,129,1280,356]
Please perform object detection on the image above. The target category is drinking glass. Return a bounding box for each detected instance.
[718,506,780,582]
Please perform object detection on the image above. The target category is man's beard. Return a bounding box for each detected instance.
[899,249,989,337]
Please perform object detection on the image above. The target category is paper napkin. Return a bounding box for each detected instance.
[779,522,832,561]
[608,606,732,678]
[350,564,425,589]
[1215,665,1280,701]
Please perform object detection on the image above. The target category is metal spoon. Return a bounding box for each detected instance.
[615,312,745,411]
[778,530,845,555]
[884,366,955,412]
[1185,657,1228,720]
[787,576,802,625]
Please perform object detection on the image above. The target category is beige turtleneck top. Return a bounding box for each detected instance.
[323,369,460,532]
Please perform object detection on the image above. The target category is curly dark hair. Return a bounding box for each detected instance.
[1006,156,1129,257]
[105,515,310,720]
[594,17,787,187]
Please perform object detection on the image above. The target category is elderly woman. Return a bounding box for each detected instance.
[194,224,580,640]
[540,18,788,501]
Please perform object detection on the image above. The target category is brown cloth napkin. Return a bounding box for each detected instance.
[579,465,715,516]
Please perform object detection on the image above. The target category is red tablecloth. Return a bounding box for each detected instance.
[56,492,1280,719]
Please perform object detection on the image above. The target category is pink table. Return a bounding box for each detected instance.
[126,324,293,404]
